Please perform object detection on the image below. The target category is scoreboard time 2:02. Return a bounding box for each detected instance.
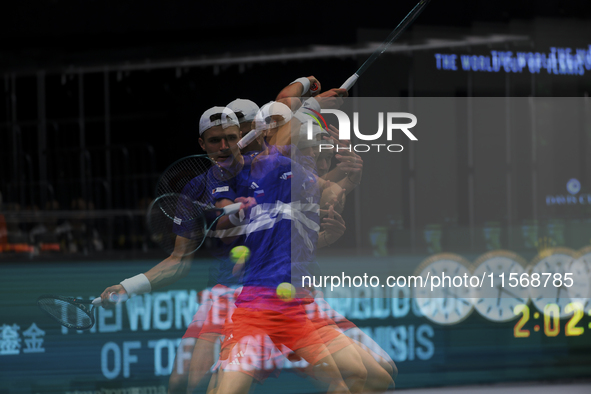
[513,302,590,338]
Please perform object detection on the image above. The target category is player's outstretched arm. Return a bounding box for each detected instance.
[100,235,195,307]
[143,236,195,287]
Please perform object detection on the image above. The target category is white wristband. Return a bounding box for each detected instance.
[120,273,152,297]
[291,77,310,95]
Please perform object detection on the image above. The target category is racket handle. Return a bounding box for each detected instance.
[237,128,263,150]
[91,293,127,306]
[223,202,243,215]
[340,73,359,91]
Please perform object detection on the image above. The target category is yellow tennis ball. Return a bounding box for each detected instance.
[276,282,296,301]
[230,245,250,264]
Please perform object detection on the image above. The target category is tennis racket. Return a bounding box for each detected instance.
[37,293,125,330]
[146,192,241,256]
[156,153,241,198]
[340,0,432,91]
[237,122,269,150]
[237,128,261,150]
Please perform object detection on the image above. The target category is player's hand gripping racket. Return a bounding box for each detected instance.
[340,0,432,91]
[310,82,320,95]
[147,192,242,256]
[37,293,126,330]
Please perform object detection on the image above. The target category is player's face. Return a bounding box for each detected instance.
[315,150,333,177]
[199,125,241,162]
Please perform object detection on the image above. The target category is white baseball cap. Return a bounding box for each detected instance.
[254,101,292,131]
[199,106,240,136]
[227,99,259,123]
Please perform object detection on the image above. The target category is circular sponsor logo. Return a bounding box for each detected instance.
[567,178,581,195]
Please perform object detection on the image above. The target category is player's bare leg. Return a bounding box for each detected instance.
[344,327,397,381]
[186,338,216,394]
[169,338,196,394]
[351,343,394,393]
[306,342,367,394]
[205,368,220,394]
[297,343,361,394]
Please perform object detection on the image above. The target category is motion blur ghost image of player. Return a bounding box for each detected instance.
[227,98,262,154]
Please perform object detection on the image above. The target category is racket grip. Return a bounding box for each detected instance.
[237,128,262,150]
[340,74,359,91]
[223,202,243,215]
[92,293,127,306]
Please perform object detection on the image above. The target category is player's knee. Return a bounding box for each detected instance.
[342,362,367,386]
[378,359,397,381]
[366,367,394,392]
[356,367,368,386]
[379,360,393,377]
[390,361,398,381]
[354,367,368,389]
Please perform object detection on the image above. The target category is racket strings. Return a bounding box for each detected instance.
[164,193,207,223]
[157,157,213,196]
[38,297,93,329]
[155,157,224,224]
[157,155,238,198]
[151,154,238,256]
[147,193,208,254]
